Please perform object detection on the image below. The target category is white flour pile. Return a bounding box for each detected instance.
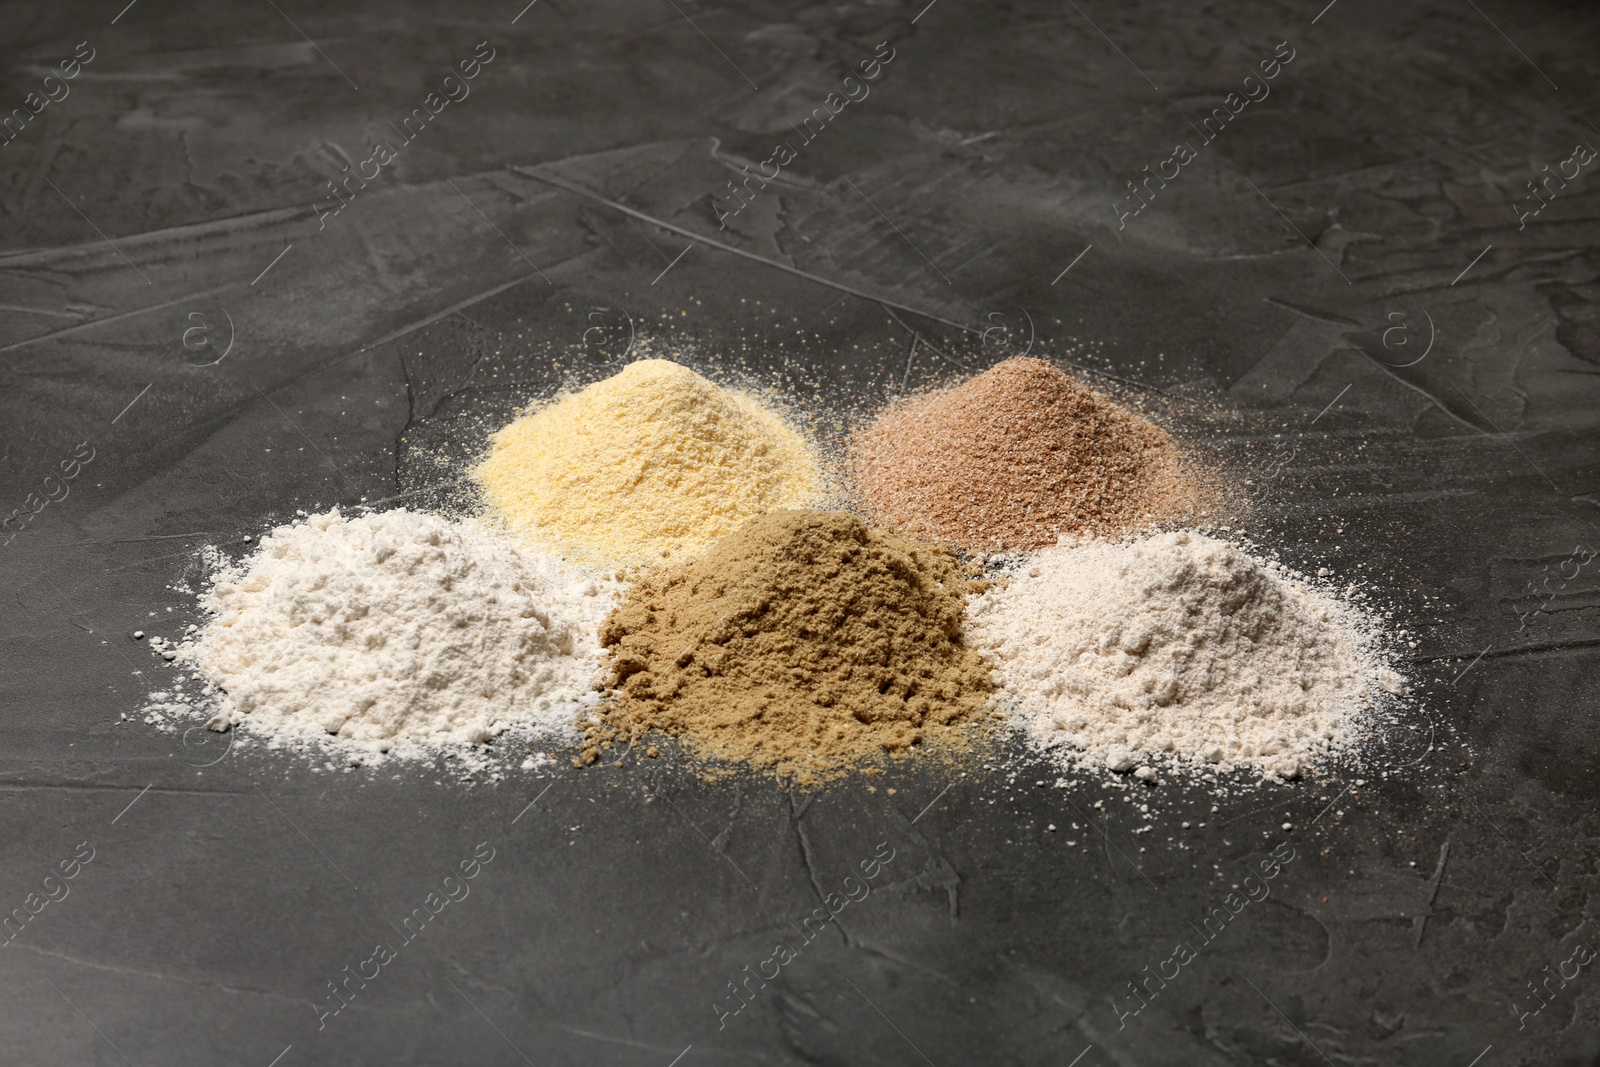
[967,531,1403,778]
[157,508,615,760]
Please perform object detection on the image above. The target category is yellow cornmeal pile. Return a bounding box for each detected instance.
[475,359,819,565]
[582,510,994,785]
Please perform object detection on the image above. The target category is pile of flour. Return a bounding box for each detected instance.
[160,508,615,759]
[966,531,1403,778]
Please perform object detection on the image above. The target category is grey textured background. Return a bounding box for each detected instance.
[1,1,1598,1064]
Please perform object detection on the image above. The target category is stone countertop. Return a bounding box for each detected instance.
[1,2,1597,1064]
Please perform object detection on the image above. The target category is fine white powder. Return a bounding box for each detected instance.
[967,531,1403,779]
[168,508,616,759]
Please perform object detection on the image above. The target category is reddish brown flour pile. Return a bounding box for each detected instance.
[848,357,1194,551]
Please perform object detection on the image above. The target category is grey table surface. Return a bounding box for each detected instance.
[2,1,1598,1064]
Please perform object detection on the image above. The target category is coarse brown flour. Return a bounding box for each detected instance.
[156,508,616,761]
[966,531,1403,778]
[585,510,993,784]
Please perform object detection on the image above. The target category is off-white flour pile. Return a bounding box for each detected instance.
[162,508,615,758]
[967,531,1403,778]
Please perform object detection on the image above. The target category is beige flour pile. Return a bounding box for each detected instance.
[849,356,1195,551]
[171,508,616,756]
[584,510,993,784]
[967,531,1403,778]
[475,359,819,566]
